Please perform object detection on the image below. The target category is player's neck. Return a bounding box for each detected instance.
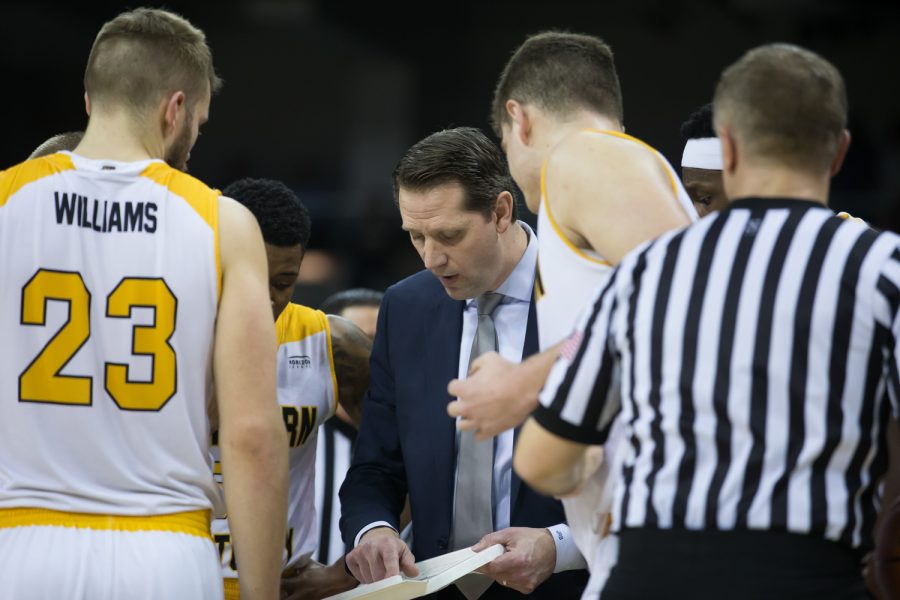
[75,111,166,164]
[542,112,622,156]
[727,165,831,206]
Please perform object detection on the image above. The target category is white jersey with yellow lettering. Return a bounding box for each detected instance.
[212,302,337,584]
[0,152,222,516]
[0,152,223,599]
[535,130,697,594]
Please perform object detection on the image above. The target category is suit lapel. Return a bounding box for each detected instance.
[510,291,539,514]
[425,291,465,534]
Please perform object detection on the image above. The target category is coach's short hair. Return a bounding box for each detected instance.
[84,8,222,114]
[392,127,517,221]
[491,31,623,137]
[713,44,847,174]
[28,131,84,159]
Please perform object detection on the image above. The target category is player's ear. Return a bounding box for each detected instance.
[719,125,737,174]
[830,129,851,178]
[506,100,532,146]
[162,91,186,135]
[84,92,91,116]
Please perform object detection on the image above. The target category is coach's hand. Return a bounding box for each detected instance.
[473,527,556,594]
[448,352,538,440]
[345,527,419,584]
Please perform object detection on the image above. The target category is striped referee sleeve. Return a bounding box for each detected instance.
[877,247,900,418]
[533,263,623,445]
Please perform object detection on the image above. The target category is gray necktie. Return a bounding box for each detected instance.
[453,292,503,599]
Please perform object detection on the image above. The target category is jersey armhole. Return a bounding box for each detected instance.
[322,314,339,419]
[540,159,612,267]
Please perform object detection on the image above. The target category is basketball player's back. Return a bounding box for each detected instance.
[491,31,698,597]
[0,152,222,515]
[537,128,697,344]
[0,8,288,600]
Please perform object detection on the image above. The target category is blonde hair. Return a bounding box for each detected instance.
[84,7,222,114]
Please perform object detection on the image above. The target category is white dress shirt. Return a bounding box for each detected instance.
[357,222,584,573]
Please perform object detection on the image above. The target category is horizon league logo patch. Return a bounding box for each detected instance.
[288,355,312,369]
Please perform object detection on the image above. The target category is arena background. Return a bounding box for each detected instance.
[3,0,898,307]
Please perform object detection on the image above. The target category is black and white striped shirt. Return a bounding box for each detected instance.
[315,417,356,565]
[534,197,900,552]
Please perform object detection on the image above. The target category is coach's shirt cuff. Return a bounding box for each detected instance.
[547,523,587,572]
[354,521,398,547]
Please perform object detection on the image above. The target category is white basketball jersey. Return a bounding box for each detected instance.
[536,129,698,349]
[212,302,337,577]
[0,152,223,516]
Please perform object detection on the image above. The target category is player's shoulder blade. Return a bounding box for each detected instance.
[139,161,220,229]
[0,154,76,208]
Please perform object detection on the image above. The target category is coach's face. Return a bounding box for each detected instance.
[400,182,511,301]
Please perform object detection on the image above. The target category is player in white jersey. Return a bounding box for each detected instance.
[209,178,370,600]
[0,8,289,600]
[447,32,696,595]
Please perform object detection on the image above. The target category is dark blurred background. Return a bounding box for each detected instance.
[3,0,899,307]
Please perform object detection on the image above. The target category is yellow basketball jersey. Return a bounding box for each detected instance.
[212,302,337,578]
[0,152,223,516]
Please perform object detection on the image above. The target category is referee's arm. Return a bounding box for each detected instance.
[514,277,620,497]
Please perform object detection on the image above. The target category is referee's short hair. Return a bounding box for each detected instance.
[713,44,847,174]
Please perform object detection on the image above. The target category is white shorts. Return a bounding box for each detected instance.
[0,509,223,600]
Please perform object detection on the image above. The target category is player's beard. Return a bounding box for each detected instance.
[165,110,194,173]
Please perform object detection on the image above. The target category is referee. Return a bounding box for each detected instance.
[514,44,899,599]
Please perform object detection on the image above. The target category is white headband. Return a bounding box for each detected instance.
[681,137,723,170]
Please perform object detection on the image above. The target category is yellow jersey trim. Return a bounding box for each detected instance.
[276,303,330,343]
[223,577,241,600]
[540,160,611,266]
[0,507,212,540]
[0,154,76,208]
[324,313,340,416]
[583,129,680,198]
[140,162,222,300]
[540,128,681,267]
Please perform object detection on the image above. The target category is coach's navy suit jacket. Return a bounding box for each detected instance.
[339,269,588,598]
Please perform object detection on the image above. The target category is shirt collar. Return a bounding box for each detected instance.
[466,221,537,308]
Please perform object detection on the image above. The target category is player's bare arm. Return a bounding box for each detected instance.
[549,132,692,265]
[327,314,372,427]
[215,196,289,600]
[514,418,597,498]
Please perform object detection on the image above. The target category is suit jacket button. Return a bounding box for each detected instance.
[437,537,448,550]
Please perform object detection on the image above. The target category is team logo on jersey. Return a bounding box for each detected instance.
[287,355,312,369]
